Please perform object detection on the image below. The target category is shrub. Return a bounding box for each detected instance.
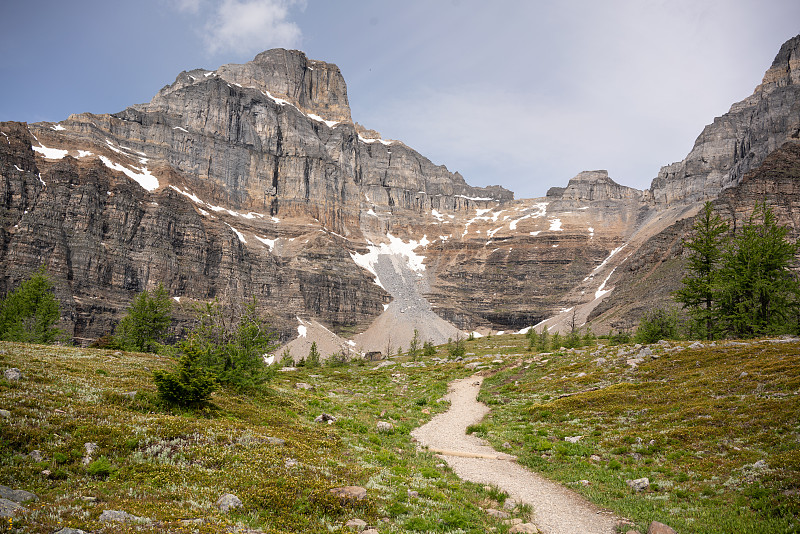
[422,340,436,357]
[183,298,278,390]
[86,455,114,478]
[0,267,63,343]
[153,346,218,409]
[635,307,679,344]
[112,283,172,352]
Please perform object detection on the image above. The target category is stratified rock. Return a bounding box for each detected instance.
[0,485,37,503]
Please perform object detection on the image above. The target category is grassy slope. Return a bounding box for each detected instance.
[0,336,798,533]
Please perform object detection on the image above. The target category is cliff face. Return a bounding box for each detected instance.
[1,36,799,348]
[649,36,800,206]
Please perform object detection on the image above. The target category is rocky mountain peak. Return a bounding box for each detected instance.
[759,34,800,89]
[550,170,647,202]
[215,48,352,123]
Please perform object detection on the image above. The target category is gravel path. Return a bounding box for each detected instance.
[412,376,621,534]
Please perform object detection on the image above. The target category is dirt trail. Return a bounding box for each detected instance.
[411,376,621,534]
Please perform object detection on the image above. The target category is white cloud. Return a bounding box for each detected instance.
[204,0,303,55]
[173,0,202,13]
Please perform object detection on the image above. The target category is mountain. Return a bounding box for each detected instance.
[1,36,799,354]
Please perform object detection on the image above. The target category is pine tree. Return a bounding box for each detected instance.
[307,341,321,368]
[153,345,218,409]
[113,283,173,352]
[0,267,62,343]
[674,202,729,340]
[715,202,799,338]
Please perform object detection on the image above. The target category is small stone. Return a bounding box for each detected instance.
[504,518,523,525]
[265,437,285,446]
[82,442,98,465]
[625,530,642,534]
[509,523,539,533]
[54,529,89,534]
[407,490,419,498]
[638,348,653,357]
[99,509,150,523]
[285,458,298,468]
[579,479,590,486]
[502,498,519,510]
[362,529,379,534]
[564,435,582,443]
[739,371,749,378]
[0,410,10,418]
[314,413,337,424]
[647,521,677,534]
[295,382,312,390]
[753,460,768,469]
[486,508,510,519]
[331,486,367,500]
[590,455,602,462]
[376,421,393,432]
[41,469,51,477]
[0,498,22,517]
[121,391,137,398]
[30,450,43,461]
[215,493,243,513]
[81,496,97,502]
[626,477,650,492]
[3,368,21,381]
[345,518,368,530]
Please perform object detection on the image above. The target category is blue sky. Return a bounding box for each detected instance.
[1,1,798,198]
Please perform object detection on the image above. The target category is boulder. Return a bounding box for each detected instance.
[626,477,650,492]
[376,421,393,432]
[330,486,367,500]
[509,523,539,533]
[215,493,243,513]
[0,485,37,503]
[3,368,21,381]
[647,521,677,534]
[0,498,22,517]
[314,413,337,424]
[99,509,150,523]
[345,518,368,531]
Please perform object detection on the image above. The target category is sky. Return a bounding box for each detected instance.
[1,1,798,199]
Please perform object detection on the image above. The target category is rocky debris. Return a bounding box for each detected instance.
[345,518,368,531]
[54,528,89,534]
[330,486,367,501]
[0,485,37,503]
[0,410,9,418]
[647,521,678,534]
[82,442,98,465]
[295,382,313,390]
[314,413,337,424]
[3,368,21,381]
[508,523,539,534]
[99,509,150,523]
[376,421,393,432]
[374,361,397,369]
[564,435,582,443]
[215,493,243,513]
[626,477,650,492]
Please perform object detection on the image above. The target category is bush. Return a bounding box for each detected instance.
[183,298,278,390]
[112,283,172,352]
[635,307,679,344]
[86,456,114,478]
[422,341,436,357]
[153,345,218,409]
[0,267,63,343]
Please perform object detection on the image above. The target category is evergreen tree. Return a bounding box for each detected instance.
[408,328,421,361]
[185,298,278,389]
[307,341,321,367]
[153,345,218,409]
[0,267,62,343]
[113,284,173,352]
[675,202,729,339]
[715,202,799,338]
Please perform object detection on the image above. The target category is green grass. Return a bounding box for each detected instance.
[1,334,798,533]
[473,336,800,534]
[0,341,522,533]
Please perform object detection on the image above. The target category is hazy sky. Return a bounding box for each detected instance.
[1,1,798,198]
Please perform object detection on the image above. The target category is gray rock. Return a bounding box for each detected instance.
[54,529,89,534]
[314,413,337,424]
[0,410,10,418]
[626,477,650,492]
[295,382,313,390]
[564,435,582,443]
[376,421,393,432]
[30,450,43,462]
[485,508,510,519]
[284,458,298,468]
[362,529,379,534]
[82,442,98,465]
[502,498,519,510]
[647,521,677,534]
[509,523,539,534]
[99,509,150,523]
[407,490,419,498]
[0,485,37,503]
[638,348,653,357]
[345,518,368,530]
[0,498,22,517]
[3,368,21,381]
[215,493,243,513]
[330,486,367,500]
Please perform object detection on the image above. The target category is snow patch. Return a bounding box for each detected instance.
[225,223,247,244]
[588,244,626,278]
[530,231,541,236]
[254,235,276,251]
[549,218,563,231]
[297,324,307,338]
[99,156,159,191]
[13,165,23,172]
[32,144,68,159]
[51,124,65,131]
[594,268,617,300]
[509,202,548,231]
[307,113,339,128]
[77,150,93,158]
[349,233,429,289]
[173,126,189,133]
[173,297,181,303]
[358,134,392,146]
[431,209,445,221]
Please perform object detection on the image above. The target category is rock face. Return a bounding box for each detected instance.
[1,36,799,348]
[649,35,800,206]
